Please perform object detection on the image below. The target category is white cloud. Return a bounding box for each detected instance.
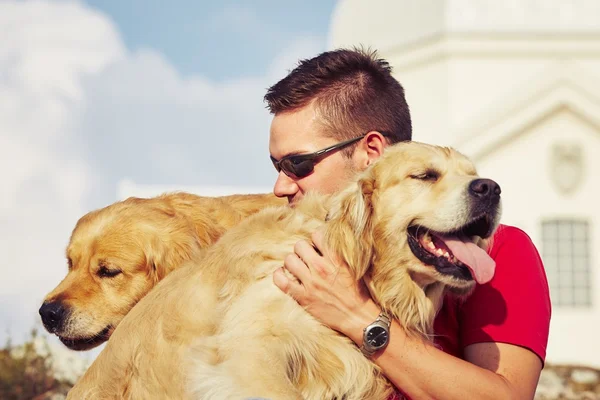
[0,0,324,354]
[78,35,324,202]
[0,0,123,346]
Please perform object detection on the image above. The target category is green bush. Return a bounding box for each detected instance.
[0,329,73,400]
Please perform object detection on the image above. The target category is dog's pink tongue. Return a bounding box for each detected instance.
[439,235,496,284]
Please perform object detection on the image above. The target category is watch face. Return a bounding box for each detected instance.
[366,326,388,348]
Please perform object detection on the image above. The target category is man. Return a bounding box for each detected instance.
[265,48,551,399]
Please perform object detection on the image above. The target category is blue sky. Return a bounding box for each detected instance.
[84,0,337,80]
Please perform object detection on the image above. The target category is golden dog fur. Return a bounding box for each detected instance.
[41,192,285,350]
[67,142,501,399]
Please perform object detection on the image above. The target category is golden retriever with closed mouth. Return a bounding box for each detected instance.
[39,192,285,351]
[67,142,501,399]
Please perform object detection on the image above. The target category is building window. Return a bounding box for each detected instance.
[542,220,592,308]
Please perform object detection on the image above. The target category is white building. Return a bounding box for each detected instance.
[330,0,600,367]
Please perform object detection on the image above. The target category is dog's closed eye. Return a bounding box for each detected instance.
[98,265,122,278]
[410,169,440,182]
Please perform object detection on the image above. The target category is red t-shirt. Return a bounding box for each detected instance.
[390,224,551,399]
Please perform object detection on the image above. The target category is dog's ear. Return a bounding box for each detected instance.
[140,206,203,284]
[325,171,376,280]
[144,236,170,283]
[145,231,204,283]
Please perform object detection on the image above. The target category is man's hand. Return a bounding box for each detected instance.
[273,228,379,340]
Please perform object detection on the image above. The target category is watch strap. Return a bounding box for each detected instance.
[377,311,391,328]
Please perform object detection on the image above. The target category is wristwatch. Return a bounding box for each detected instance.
[361,310,391,357]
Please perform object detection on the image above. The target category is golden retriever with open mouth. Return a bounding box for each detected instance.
[67,142,501,399]
[39,192,285,351]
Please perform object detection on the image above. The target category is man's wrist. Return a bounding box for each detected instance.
[340,300,382,345]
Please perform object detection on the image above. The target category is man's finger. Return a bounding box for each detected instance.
[296,237,335,280]
[294,239,323,270]
[273,267,306,303]
[273,267,290,291]
[311,229,326,257]
[311,229,340,268]
[284,252,311,283]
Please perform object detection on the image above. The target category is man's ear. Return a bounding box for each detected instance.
[355,131,386,169]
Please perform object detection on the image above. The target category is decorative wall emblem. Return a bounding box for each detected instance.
[549,142,584,195]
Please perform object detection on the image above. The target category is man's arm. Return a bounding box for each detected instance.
[341,299,542,400]
[274,228,550,400]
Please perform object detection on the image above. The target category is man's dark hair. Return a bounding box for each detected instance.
[264,47,412,149]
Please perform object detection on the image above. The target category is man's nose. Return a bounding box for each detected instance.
[273,171,299,199]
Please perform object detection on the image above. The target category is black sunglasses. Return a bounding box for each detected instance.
[270,134,368,179]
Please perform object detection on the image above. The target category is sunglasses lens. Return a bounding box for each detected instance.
[280,157,314,178]
[270,157,281,172]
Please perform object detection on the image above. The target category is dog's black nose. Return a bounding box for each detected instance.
[39,301,66,332]
[469,179,501,199]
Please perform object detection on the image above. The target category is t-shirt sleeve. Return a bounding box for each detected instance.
[458,225,552,363]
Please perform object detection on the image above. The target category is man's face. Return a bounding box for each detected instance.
[269,102,359,205]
